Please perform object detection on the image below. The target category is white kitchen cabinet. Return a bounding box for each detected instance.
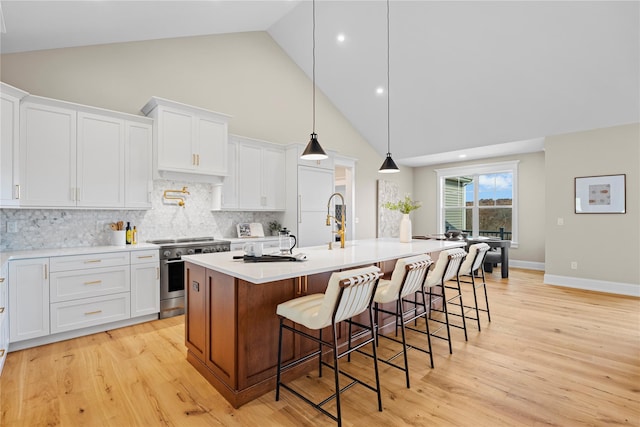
[283,145,336,248]
[50,293,131,334]
[18,95,153,209]
[142,97,230,178]
[224,135,285,211]
[77,111,125,207]
[130,250,160,317]
[221,138,238,209]
[9,258,50,342]
[125,121,153,208]
[0,266,8,375]
[19,99,77,207]
[0,82,28,207]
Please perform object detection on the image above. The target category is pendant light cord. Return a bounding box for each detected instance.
[312,0,316,134]
[386,0,391,155]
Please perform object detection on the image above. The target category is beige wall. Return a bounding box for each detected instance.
[544,123,639,286]
[412,151,546,265]
[0,31,409,239]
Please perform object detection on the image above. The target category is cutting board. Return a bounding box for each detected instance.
[237,223,265,238]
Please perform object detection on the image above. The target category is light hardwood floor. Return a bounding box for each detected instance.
[1,269,639,426]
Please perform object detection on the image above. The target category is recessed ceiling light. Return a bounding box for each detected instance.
[458,154,467,158]
[376,86,385,95]
[336,33,345,43]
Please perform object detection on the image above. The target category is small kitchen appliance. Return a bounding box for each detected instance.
[278,228,296,254]
[148,237,230,318]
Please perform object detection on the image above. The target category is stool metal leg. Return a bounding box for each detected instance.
[276,318,284,401]
[332,322,343,427]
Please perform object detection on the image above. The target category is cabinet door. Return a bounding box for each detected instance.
[9,258,50,342]
[19,102,76,207]
[237,143,262,209]
[185,263,206,361]
[77,112,125,207]
[131,262,160,317]
[298,166,334,247]
[0,91,22,206]
[206,270,237,387]
[196,116,227,176]
[262,147,286,210]
[221,140,238,209]
[157,108,195,172]
[125,121,153,208]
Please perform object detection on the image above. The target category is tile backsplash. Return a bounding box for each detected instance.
[0,179,283,251]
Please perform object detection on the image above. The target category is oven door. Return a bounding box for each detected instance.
[160,258,186,299]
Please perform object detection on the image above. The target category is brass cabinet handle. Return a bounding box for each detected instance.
[84,280,102,285]
[156,267,160,280]
[137,255,153,259]
[44,264,48,280]
[84,260,101,264]
[14,184,20,200]
[0,307,5,313]
[0,349,5,358]
[0,278,4,283]
[84,310,102,316]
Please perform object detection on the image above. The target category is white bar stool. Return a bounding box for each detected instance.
[370,254,434,388]
[420,248,468,354]
[275,265,383,427]
[456,243,491,330]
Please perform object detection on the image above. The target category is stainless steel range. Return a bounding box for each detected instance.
[148,237,231,318]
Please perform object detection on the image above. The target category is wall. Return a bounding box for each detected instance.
[412,151,546,267]
[0,31,397,247]
[544,123,639,294]
[0,180,281,250]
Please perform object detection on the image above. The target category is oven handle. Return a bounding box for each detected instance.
[163,259,185,264]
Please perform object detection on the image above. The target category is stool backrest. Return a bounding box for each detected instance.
[425,248,467,287]
[386,254,433,299]
[459,243,491,275]
[321,265,382,324]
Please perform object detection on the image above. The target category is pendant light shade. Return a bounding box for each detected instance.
[378,0,400,173]
[301,132,327,160]
[301,0,328,161]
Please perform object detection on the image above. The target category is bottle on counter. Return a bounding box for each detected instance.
[132,226,138,244]
[126,222,132,244]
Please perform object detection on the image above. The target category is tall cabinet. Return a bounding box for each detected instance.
[283,144,335,248]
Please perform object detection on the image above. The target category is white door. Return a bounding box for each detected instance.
[125,121,153,208]
[130,263,160,317]
[77,112,124,207]
[221,139,238,209]
[238,143,263,209]
[0,93,21,205]
[9,258,50,342]
[262,147,286,210]
[158,108,195,172]
[20,102,76,207]
[298,166,334,247]
[196,116,227,176]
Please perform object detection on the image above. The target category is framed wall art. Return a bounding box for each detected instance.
[575,174,626,214]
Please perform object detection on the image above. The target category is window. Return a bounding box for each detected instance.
[436,161,518,246]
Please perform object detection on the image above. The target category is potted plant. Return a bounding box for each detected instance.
[382,195,422,242]
[268,220,282,236]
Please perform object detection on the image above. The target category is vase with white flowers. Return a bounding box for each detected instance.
[383,195,422,242]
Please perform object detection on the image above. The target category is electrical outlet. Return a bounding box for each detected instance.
[557,217,564,226]
[6,221,17,233]
[570,261,578,270]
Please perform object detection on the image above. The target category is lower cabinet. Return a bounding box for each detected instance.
[0,269,9,375]
[7,248,159,350]
[8,258,50,342]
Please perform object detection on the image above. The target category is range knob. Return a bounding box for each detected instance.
[175,250,183,257]
[163,250,172,258]
[202,248,211,254]
[186,248,195,255]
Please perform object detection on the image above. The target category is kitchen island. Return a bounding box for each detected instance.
[182,238,466,408]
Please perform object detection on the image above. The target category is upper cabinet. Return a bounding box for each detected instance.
[0,83,29,206]
[141,97,231,179]
[8,92,152,209]
[221,135,285,211]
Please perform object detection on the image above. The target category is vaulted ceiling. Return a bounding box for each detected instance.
[1,1,638,166]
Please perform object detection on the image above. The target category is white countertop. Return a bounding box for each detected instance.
[0,243,159,266]
[183,238,466,284]
[223,236,280,244]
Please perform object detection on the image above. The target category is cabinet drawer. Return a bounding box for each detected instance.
[130,250,159,265]
[50,266,130,303]
[50,292,130,334]
[51,252,130,272]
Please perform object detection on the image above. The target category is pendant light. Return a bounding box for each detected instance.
[301,0,328,160]
[379,0,400,173]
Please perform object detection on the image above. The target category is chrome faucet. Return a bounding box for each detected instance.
[326,192,346,249]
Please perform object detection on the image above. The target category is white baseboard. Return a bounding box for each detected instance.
[544,274,640,297]
[510,259,545,271]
